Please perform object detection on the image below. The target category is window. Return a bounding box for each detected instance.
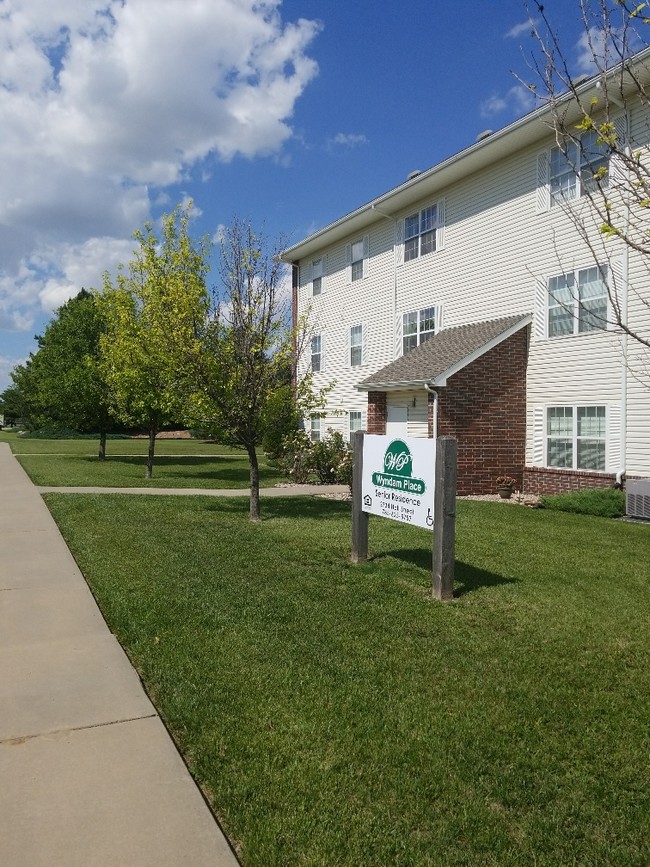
[349,411,363,436]
[547,406,606,471]
[312,258,323,296]
[403,306,437,354]
[547,266,608,337]
[310,415,321,442]
[351,239,366,282]
[350,324,363,367]
[404,205,437,261]
[311,334,322,372]
[550,133,609,207]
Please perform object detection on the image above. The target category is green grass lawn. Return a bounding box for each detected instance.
[0,432,283,488]
[44,494,650,867]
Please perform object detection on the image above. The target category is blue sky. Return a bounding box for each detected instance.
[0,0,606,390]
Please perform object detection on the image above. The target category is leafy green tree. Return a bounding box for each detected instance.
[24,290,115,457]
[190,217,325,521]
[100,203,210,479]
[0,376,34,428]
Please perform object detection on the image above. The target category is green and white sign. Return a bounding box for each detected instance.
[361,435,435,530]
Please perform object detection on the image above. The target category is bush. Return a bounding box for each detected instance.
[312,429,352,486]
[274,430,314,484]
[539,487,626,518]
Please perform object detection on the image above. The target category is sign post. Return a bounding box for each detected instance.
[351,430,369,563]
[351,430,457,600]
[432,436,457,601]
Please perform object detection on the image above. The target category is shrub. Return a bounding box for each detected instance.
[539,487,626,518]
[312,429,352,486]
[274,429,314,484]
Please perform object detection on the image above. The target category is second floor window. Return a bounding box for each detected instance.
[404,205,437,261]
[311,334,322,372]
[312,258,323,296]
[350,324,363,367]
[548,266,608,337]
[403,306,437,354]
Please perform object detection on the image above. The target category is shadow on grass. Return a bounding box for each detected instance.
[375,548,519,597]
[204,496,352,520]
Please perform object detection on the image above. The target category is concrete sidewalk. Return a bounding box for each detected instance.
[0,443,240,866]
[36,483,351,497]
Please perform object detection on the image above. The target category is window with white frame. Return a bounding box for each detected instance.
[351,239,366,282]
[310,415,321,442]
[403,306,437,354]
[312,258,323,296]
[311,334,322,372]
[547,405,606,471]
[547,266,608,337]
[350,324,363,367]
[349,410,363,436]
[550,132,609,206]
[404,204,438,261]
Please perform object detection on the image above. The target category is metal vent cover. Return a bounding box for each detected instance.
[626,478,650,520]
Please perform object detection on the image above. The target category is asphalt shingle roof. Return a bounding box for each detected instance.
[358,314,531,390]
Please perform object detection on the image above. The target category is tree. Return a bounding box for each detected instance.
[522,0,650,355]
[24,290,115,457]
[100,203,210,479]
[190,217,322,522]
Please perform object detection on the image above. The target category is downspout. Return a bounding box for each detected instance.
[371,204,399,359]
[425,383,438,440]
[618,118,630,485]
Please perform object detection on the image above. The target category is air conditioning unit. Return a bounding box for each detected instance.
[626,479,650,520]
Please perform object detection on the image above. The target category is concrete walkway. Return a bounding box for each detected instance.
[0,442,240,866]
[37,483,351,497]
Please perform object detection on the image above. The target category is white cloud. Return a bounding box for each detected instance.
[0,353,26,392]
[480,85,536,119]
[328,132,369,149]
[504,18,539,40]
[0,0,320,334]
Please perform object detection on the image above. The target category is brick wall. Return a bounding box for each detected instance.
[436,328,529,496]
[367,391,387,434]
[523,466,618,495]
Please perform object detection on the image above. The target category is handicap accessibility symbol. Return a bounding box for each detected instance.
[363,494,372,507]
[425,508,433,527]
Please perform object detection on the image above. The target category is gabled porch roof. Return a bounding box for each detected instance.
[357,314,531,391]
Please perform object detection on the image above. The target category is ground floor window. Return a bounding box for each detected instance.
[310,415,321,442]
[349,410,363,437]
[547,405,606,471]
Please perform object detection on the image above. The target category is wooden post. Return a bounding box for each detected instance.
[433,436,457,600]
[351,430,369,564]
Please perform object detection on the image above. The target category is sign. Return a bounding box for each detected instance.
[361,435,435,529]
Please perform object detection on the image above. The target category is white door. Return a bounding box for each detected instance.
[386,405,408,438]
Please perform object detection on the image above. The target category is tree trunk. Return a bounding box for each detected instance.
[246,444,261,522]
[146,426,157,479]
[98,430,107,461]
